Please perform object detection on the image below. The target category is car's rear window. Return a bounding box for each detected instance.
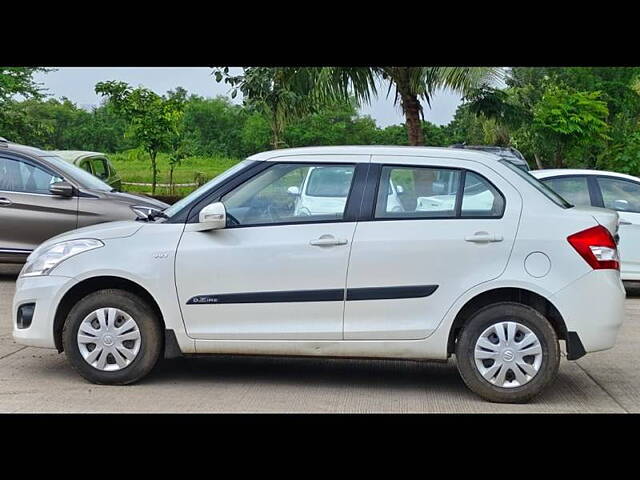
[499,160,572,208]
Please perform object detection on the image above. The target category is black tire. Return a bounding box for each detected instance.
[62,289,163,385]
[455,302,560,403]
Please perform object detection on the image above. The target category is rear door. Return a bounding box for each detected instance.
[0,153,78,256]
[343,156,522,340]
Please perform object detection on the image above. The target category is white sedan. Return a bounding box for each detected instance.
[531,169,640,282]
[12,147,625,403]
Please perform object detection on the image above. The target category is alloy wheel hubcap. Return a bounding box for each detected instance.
[77,307,141,372]
[474,321,543,388]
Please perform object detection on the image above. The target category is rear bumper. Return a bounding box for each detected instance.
[552,269,625,355]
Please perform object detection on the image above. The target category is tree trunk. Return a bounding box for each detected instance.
[150,150,158,195]
[554,151,563,169]
[534,153,544,169]
[169,166,175,195]
[401,92,424,146]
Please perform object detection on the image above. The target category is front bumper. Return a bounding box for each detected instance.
[552,269,626,355]
[12,274,74,349]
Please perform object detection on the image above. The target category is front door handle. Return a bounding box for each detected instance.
[619,220,633,225]
[310,235,348,247]
[0,197,12,207]
[465,232,504,243]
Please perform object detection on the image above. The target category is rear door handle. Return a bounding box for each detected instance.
[464,232,503,243]
[310,235,348,247]
[0,197,12,206]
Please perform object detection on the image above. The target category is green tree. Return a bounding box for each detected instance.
[531,85,610,168]
[95,81,186,194]
[0,67,49,103]
[182,95,248,156]
[283,98,378,147]
[214,67,319,150]
[0,67,51,142]
[312,67,502,146]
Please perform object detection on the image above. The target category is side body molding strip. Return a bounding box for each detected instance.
[186,285,438,305]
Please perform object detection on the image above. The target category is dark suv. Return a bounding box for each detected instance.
[0,138,168,263]
[449,144,530,171]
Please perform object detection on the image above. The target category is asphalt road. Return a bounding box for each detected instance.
[1,263,639,413]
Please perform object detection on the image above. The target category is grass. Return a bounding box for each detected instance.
[109,151,241,196]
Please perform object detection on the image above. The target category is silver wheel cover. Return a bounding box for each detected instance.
[474,321,543,388]
[77,307,142,372]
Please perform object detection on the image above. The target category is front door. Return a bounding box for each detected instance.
[343,156,522,340]
[175,160,367,340]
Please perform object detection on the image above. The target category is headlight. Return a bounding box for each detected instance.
[21,239,104,277]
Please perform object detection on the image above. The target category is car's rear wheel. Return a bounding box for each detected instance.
[455,302,560,403]
[62,289,163,385]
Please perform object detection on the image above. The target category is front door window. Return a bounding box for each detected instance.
[221,163,356,226]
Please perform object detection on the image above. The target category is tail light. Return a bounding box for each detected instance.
[567,225,619,270]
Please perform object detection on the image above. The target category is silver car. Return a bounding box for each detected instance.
[0,138,168,263]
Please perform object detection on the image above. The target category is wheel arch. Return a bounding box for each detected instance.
[446,287,568,355]
[53,276,166,353]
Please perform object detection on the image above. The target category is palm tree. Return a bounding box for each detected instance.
[313,67,503,146]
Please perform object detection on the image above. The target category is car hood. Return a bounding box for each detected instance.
[29,221,143,259]
[83,189,170,210]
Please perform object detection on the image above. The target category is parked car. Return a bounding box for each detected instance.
[288,165,404,216]
[531,169,640,283]
[449,144,530,171]
[0,138,169,263]
[13,146,624,403]
[49,150,122,191]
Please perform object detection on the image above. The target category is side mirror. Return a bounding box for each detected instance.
[287,186,300,196]
[50,181,74,197]
[195,202,227,231]
[396,185,405,194]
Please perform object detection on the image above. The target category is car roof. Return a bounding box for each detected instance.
[1,140,53,159]
[531,169,640,183]
[247,145,501,165]
[48,150,106,162]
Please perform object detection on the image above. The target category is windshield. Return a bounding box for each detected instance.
[163,159,254,218]
[42,155,113,191]
[499,160,572,208]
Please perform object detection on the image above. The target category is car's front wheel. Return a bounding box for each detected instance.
[455,302,560,403]
[62,289,163,385]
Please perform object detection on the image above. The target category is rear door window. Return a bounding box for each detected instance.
[461,171,505,217]
[374,166,504,219]
[375,166,461,218]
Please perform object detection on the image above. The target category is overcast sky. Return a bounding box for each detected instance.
[32,67,464,127]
